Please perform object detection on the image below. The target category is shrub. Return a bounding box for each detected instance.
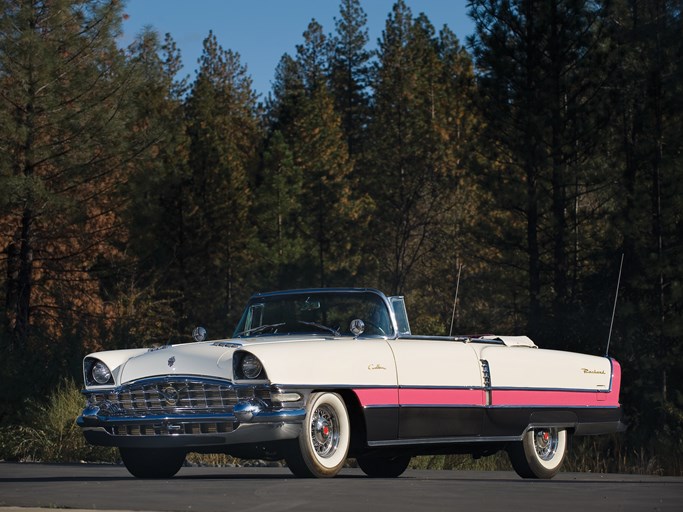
[0,378,117,463]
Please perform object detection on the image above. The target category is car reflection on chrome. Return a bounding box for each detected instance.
[78,288,624,479]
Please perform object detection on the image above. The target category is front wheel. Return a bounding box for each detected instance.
[285,392,350,478]
[119,447,185,479]
[508,427,567,479]
[357,454,411,478]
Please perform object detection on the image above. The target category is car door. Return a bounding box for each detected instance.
[388,338,485,439]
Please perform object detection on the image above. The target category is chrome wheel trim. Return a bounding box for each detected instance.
[310,404,340,459]
[534,428,559,461]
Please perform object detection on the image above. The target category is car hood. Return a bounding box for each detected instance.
[118,341,242,385]
[116,335,334,385]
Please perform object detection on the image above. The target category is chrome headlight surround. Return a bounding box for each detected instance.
[234,351,267,381]
[84,358,114,386]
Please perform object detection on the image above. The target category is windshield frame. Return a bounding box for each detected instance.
[232,288,398,339]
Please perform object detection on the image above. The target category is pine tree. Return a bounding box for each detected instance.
[366,1,476,310]
[253,130,306,288]
[296,19,328,93]
[290,85,365,287]
[0,0,146,408]
[329,0,371,156]
[468,0,613,342]
[266,54,306,134]
[123,30,191,344]
[606,0,683,467]
[262,19,371,288]
[184,31,261,331]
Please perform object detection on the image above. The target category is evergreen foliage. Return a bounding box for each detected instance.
[184,31,261,329]
[329,0,371,156]
[0,0,680,474]
[0,0,148,416]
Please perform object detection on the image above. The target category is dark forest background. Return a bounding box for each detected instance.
[0,0,681,473]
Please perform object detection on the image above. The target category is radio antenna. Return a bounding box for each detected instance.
[605,253,624,357]
[449,263,463,337]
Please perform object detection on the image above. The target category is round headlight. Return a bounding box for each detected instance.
[241,354,263,379]
[92,361,112,384]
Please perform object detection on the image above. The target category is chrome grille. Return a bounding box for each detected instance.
[111,421,233,436]
[88,377,270,417]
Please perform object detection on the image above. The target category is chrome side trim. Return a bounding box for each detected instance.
[233,399,305,423]
[367,435,524,447]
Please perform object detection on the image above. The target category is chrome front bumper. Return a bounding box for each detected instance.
[77,377,307,448]
[77,399,306,448]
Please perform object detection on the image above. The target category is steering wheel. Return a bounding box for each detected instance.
[363,320,386,336]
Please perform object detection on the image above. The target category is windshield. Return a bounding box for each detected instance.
[233,291,394,338]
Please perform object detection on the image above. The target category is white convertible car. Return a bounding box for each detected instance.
[78,288,624,479]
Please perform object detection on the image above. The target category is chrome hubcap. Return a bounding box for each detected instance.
[534,428,558,461]
[310,404,339,458]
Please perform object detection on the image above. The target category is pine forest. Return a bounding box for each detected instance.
[0,0,681,474]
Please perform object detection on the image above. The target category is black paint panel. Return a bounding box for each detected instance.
[363,407,399,442]
[399,407,484,439]
[483,407,623,436]
[363,405,622,443]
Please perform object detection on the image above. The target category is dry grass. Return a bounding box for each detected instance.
[0,378,117,463]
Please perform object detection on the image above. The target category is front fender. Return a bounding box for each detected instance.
[83,348,149,388]
[235,339,398,388]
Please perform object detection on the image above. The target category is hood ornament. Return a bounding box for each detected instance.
[168,356,176,368]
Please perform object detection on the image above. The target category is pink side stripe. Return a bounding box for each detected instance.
[490,389,617,407]
[354,388,399,407]
[353,378,620,408]
[400,388,486,406]
[354,388,484,407]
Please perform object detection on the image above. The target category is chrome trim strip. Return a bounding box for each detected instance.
[483,405,620,410]
[85,374,235,391]
[360,404,620,410]
[368,435,524,447]
[488,385,613,393]
[277,383,611,393]
[79,411,237,425]
[78,400,305,427]
[233,399,305,423]
[399,404,484,409]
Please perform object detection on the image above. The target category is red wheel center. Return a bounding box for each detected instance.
[323,425,330,436]
[542,432,549,442]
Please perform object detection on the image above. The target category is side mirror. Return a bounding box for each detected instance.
[192,326,207,342]
[350,319,365,337]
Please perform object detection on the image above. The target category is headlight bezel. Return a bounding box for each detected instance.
[234,351,268,381]
[84,358,114,386]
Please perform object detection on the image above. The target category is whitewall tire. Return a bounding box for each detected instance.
[508,427,568,479]
[285,392,350,478]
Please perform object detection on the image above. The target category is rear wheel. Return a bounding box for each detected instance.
[357,454,411,478]
[119,447,185,479]
[285,392,350,478]
[508,427,567,479]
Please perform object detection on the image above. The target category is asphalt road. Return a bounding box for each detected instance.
[0,462,681,512]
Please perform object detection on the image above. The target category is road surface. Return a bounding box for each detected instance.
[0,463,681,512]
